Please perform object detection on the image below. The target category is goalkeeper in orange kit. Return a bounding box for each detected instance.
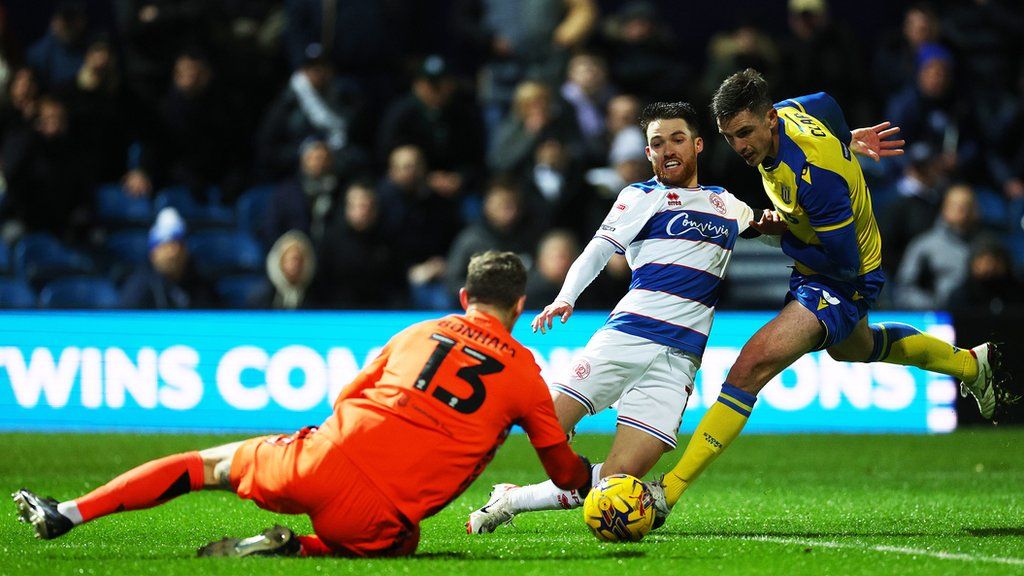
[14,252,591,557]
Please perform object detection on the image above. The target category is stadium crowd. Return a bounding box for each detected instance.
[0,0,1022,314]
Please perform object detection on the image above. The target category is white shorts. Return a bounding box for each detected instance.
[551,329,698,449]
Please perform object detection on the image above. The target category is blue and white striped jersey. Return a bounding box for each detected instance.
[593,178,754,358]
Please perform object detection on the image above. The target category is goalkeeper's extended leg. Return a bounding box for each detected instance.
[14,441,242,540]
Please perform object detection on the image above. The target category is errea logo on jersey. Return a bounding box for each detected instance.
[666,212,730,239]
[666,192,681,206]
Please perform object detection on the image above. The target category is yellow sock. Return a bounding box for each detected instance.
[868,323,977,381]
[663,383,755,506]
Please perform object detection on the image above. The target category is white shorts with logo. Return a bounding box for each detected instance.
[551,328,698,449]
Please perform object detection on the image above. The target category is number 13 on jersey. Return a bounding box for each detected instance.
[414,333,505,414]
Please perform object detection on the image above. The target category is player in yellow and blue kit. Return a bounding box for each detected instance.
[651,69,1017,521]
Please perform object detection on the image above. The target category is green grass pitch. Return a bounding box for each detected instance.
[2,430,1023,575]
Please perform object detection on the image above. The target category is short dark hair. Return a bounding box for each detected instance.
[465,251,527,309]
[638,101,701,137]
[711,68,773,123]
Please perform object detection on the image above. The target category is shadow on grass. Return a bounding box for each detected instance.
[661,530,936,538]
[963,527,1024,537]
[395,550,647,561]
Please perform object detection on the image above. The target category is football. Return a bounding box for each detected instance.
[582,474,655,542]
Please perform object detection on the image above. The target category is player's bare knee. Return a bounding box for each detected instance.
[826,347,855,362]
[826,344,870,363]
[726,363,769,394]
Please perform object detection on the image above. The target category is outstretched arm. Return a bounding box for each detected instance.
[532,238,617,333]
[850,122,905,162]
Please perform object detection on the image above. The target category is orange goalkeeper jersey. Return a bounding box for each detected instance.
[318,309,570,523]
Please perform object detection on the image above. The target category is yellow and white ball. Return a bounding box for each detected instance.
[582,474,655,542]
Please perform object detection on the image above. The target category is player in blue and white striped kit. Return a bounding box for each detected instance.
[467,102,787,534]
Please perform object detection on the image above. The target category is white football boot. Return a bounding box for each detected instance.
[960,343,1000,420]
[466,483,519,534]
[645,477,672,530]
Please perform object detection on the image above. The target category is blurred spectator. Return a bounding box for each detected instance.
[468,0,597,131]
[112,0,214,107]
[446,178,539,298]
[250,230,320,310]
[376,145,462,309]
[263,137,340,249]
[950,238,1024,315]
[885,43,981,180]
[574,253,632,310]
[525,229,579,308]
[605,94,640,141]
[940,0,1024,90]
[255,43,365,182]
[975,64,1024,201]
[318,182,403,308]
[488,80,583,174]
[0,5,21,105]
[284,0,417,107]
[520,137,591,239]
[61,39,134,186]
[26,1,89,91]
[872,2,942,96]
[131,51,239,200]
[780,0,868,124]
[119,207,216,309]
[211,0,287,137]
[879,142,947,276]
[988,106,1024,201]
[598,1,688,103]
[560,52,615,149]
[895,184,979,309]
[0,68,40,146]
[586,126,649,200]
[0,95,89,243]
[376,55,485,195]
[702,22,781,100]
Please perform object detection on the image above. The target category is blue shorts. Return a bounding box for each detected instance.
[785,269,886,350]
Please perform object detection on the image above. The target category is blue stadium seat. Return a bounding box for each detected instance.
[13,233,94,287]
[95,183,154,227]
[216,274,267,309]
[187,230,264,279]
[105,230,150,265]
[973,188,1008,230]
[0,278,37,308]
[1005,234,1024,274]
[39,277,120,309]
[154,186,234,228]
[236,184,275,237]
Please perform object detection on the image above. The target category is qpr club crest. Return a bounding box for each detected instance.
[708,193,727,215]
[571,359,591,380]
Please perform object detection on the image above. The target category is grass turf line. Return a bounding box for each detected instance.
[2,430,1023,576]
